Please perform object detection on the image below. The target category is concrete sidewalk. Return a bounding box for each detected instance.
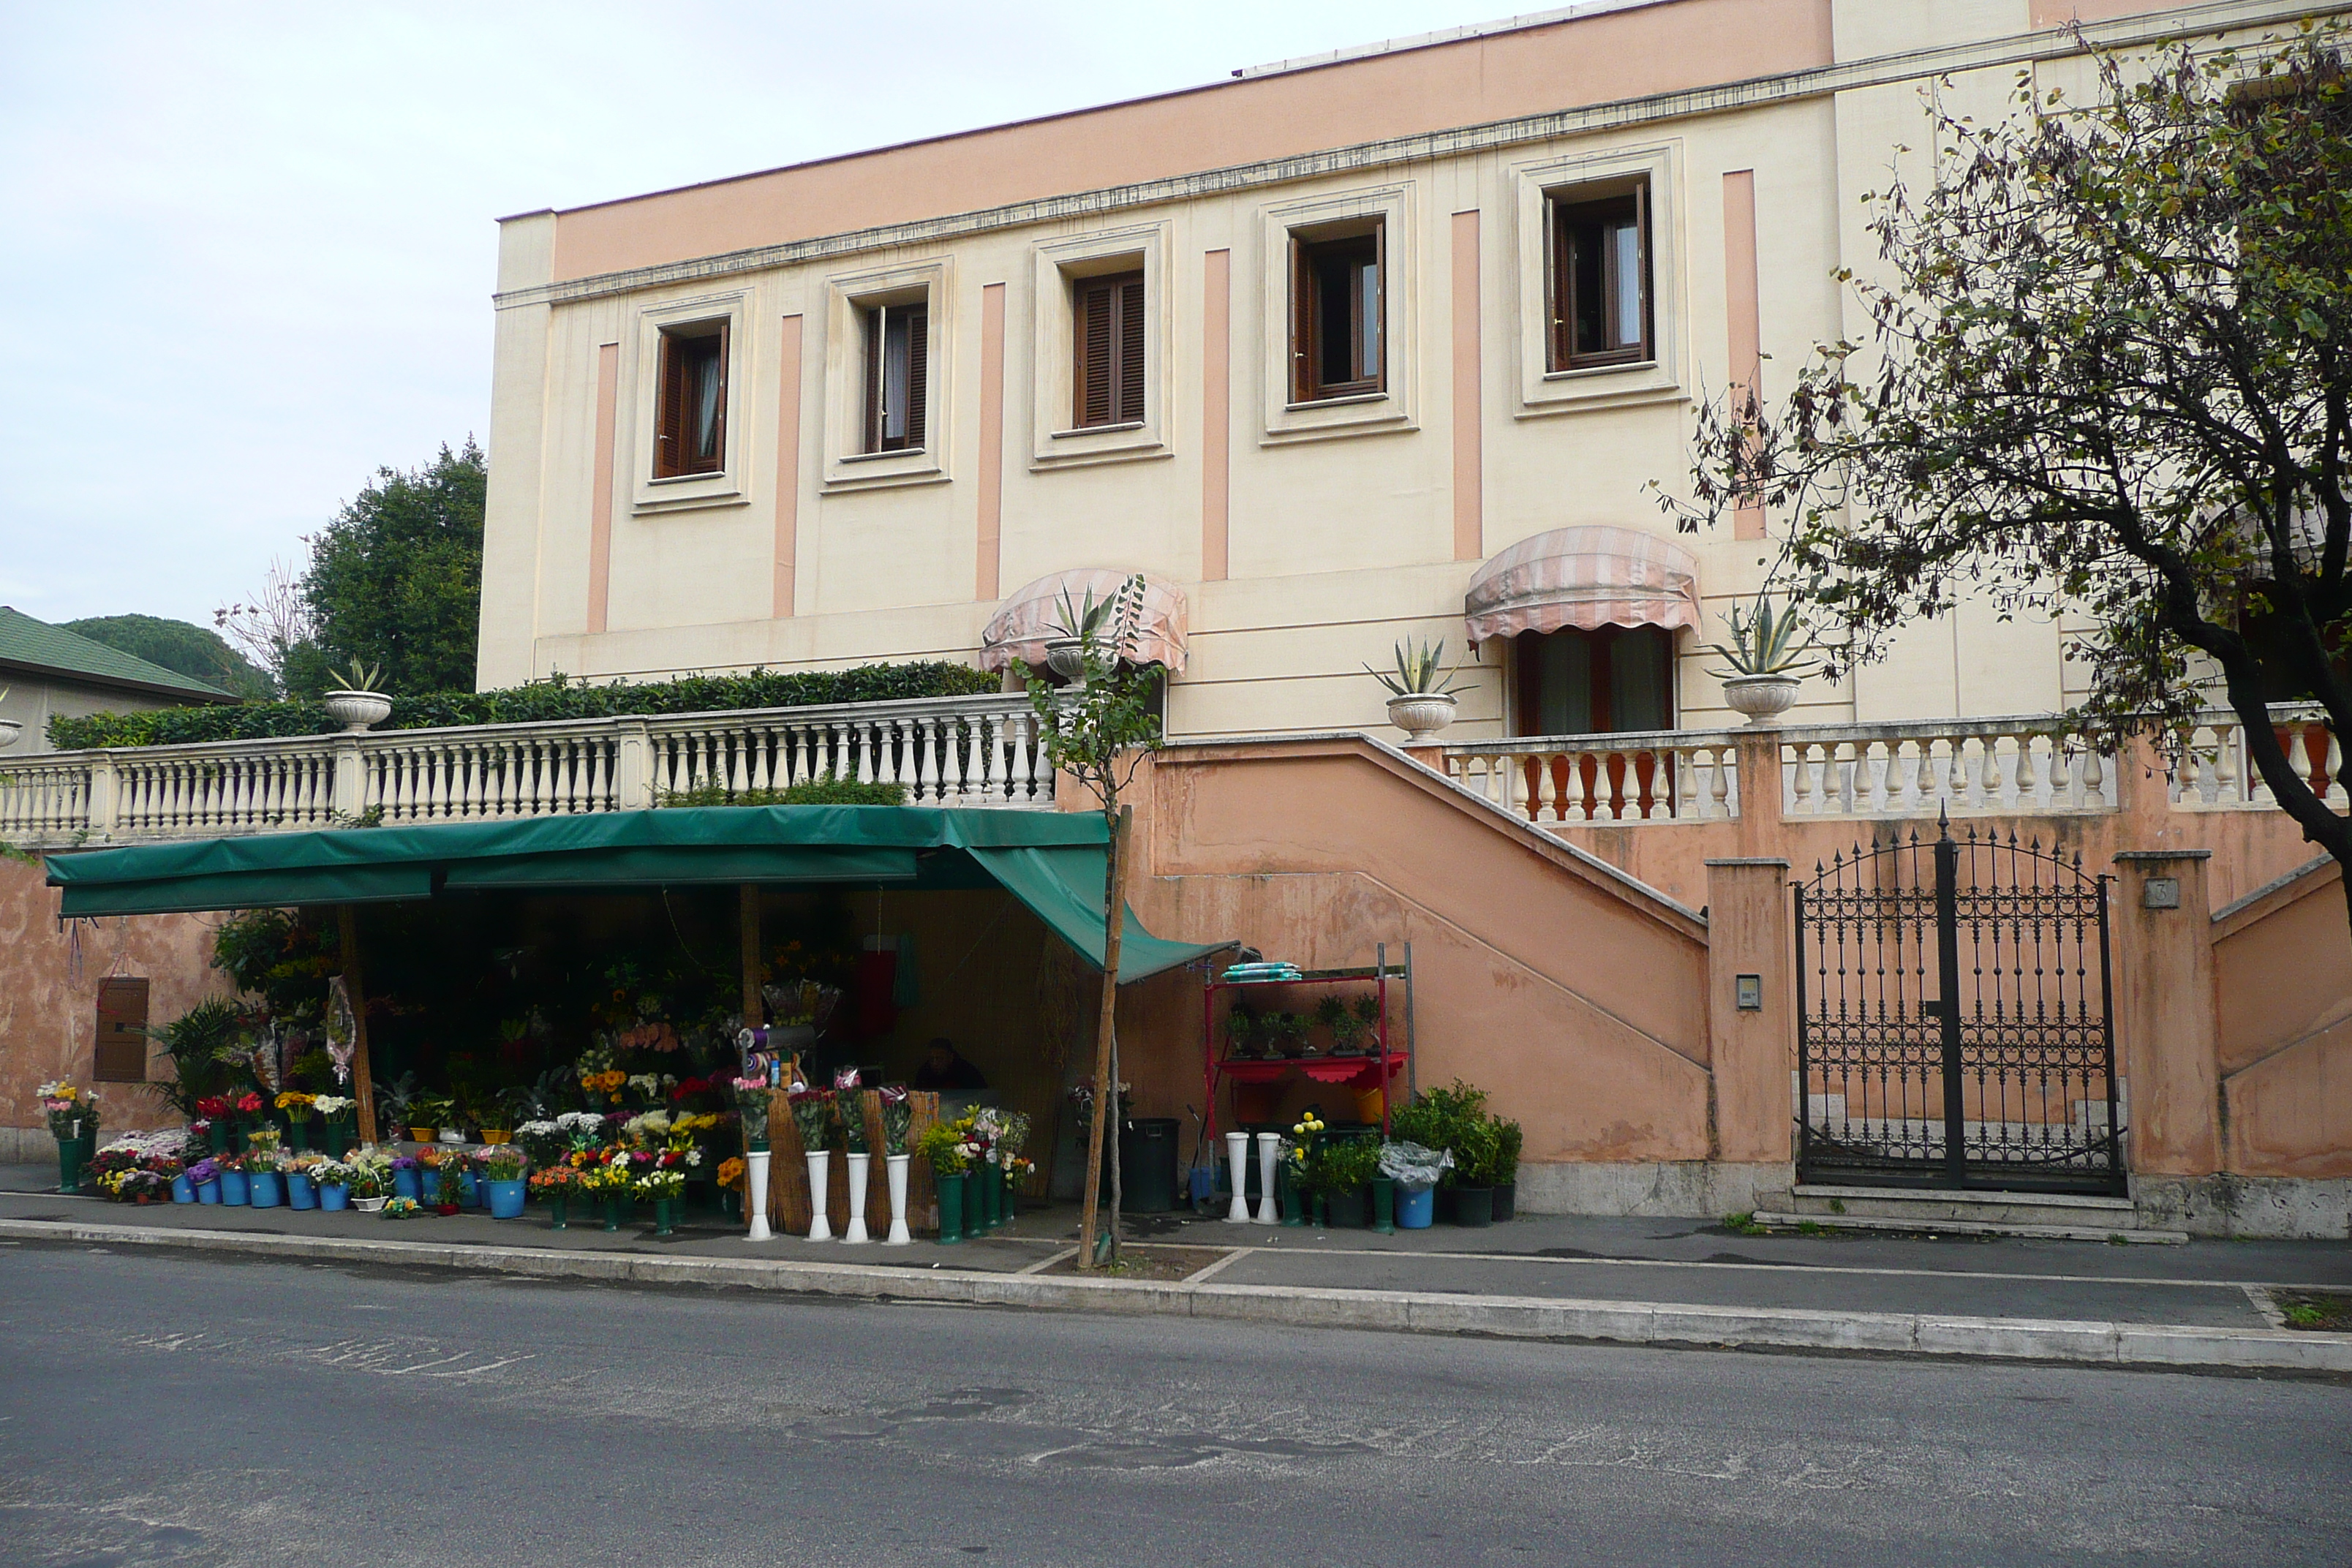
[7,1167,2347,1374]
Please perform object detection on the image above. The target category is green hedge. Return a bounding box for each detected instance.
[654,776,908,807]
[46,663,1001,751]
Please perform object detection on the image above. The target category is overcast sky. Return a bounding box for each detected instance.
[0,0,1498,631]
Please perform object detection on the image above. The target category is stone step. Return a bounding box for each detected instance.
[1751,1210,2187,1245]
[1760,1183,2183,1243]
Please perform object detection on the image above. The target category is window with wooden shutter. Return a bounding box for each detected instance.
[1074,269,1146,427]
[655,323,728,477]
[863,301,930,453]
[1550,181,1651,371]
[1291,225,1384,402]
[94,977,149,1084]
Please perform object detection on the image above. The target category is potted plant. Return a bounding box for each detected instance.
[432,1162,464,1216]
[635,1167,685,1237]
[39,1082,97,1194]
[323,660,393,732]
[380,1196,423,1219]
[310,1158,347,1211]
[1490,1116,1523,1221]
[276,1091,317,1152]
[916,1121,970,1244]
[1705,589,1820,725]
[734,1077,774,1241]
[528,1165,579,1229]
[0,687,18,750]
[478,1143,528,1218]
[282,1151,320,1211]
[407,1093,451,1145]
[1367,638,1466,742]
[1319,1137,1379,1228]
[584,1160,632,1231]
[880,1085,915,1245]
[1041,582,1130,685]
[186,1156,223,1205]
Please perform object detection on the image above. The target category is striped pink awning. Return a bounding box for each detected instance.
[980,568,1189,673]
[1463,526,1702,646]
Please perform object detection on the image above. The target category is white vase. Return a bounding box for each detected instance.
[1722,672,1801,726]
[804,1149,832,1241]
[842,1151,872,1243]
[883,1152,913,1245]
[1254,1131,1281,1225]
[744,1147,772,1241]
[1224,1132,1251,1222]
[323,690,393,732]
[1386,692,1458,742]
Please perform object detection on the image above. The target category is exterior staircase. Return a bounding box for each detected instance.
[1753,1184,2187,1245]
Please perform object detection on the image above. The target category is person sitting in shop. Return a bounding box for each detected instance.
[912,1037,988,1091]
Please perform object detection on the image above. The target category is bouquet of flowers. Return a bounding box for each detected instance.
[233,1090,266,1124]
[880,1085,913,1156]
[39,1082,97,1141]
[381,1196,423,1218]
[186,1157,221,1189]
[715,1156,747,1192]
[555,1109,607,1150]
[516,1119,567,1169]
[311,1157,353,1189]
[312,1094,355,1123]
[275,1090,316,1120]
[733,1078,772,1150]
[116,1169,170,1202]
[528,1166,583,1199]
[633,1167,685,1202]
[477,1144,527,1181]
[580,1069,627,1106]
[245,1126,283,1159]
[834,1070,870,1154]
[992,1110,1033,1172]
[580,1159,633,1196]
[196,1096,232,1123]
[788,1090,834,1151]
[916,1120,970,1177]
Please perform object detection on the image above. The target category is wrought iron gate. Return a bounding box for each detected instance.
[1793,823,2123,1194]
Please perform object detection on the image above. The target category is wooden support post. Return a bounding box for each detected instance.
[739,884,762,1025]
[337,906,378,1146]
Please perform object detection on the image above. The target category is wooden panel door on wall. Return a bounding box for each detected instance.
[94,977,149,1083]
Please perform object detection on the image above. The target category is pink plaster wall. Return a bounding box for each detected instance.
[547,0,1834,282]
[2214,859,2352,1179]
[0,856,233,1137]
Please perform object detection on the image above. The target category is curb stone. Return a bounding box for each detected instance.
[7,1216,2346,1376]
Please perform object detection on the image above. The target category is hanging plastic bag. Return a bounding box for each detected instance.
[1378,1140,1452,1191]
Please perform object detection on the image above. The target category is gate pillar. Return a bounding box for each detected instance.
[1705,856,1795,1166]
[2111,849,2220,1177]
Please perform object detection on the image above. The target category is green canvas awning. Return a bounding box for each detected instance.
[45,806,1229,983]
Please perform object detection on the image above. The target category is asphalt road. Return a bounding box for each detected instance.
[1,1240,2346,1567]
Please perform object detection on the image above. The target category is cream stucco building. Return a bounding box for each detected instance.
[475,0,2302,743]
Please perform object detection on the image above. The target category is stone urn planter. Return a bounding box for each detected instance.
[0,717,20,750]
[1385,692,1458,742]
[1043,637,1088,685]
[323,690,393,732]
[1722,673,1801,726]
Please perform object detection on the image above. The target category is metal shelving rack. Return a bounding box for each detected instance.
[1200,941,1414,1145]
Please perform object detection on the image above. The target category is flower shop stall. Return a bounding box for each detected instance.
[45,804,1229,1240]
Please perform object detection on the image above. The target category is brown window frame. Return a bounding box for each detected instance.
[653,323,729,478]
[1290,223,1386,404]
[1550,180,1654,372]
[1073,269,1147,429]
[862,298,930,454]
[94,976,150,1084]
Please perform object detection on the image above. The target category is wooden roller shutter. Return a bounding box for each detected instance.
[1117,273,1147,421]
[1291,238,1316,404]
[94,977,149,1084]
[1074,270,1145,427]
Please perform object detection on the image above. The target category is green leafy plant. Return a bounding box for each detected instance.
[1313,1135,1382,1195]
[328,660,385,695]
[48,660,1000,751]
[916,1120,969,1177]
[141,1000,247,1120]
[1703,590,1820,678]
[1365,638,1464,698]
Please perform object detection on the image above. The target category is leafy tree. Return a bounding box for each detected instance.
[296,439,486,696]
[1662,26,2352,934]
[1024,576,1164,1267]
[64,614,273,699]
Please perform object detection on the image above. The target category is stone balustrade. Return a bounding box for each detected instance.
[0,693,1055,848]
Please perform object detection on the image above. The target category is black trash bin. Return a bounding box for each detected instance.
[1117,1117,1180,1213]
